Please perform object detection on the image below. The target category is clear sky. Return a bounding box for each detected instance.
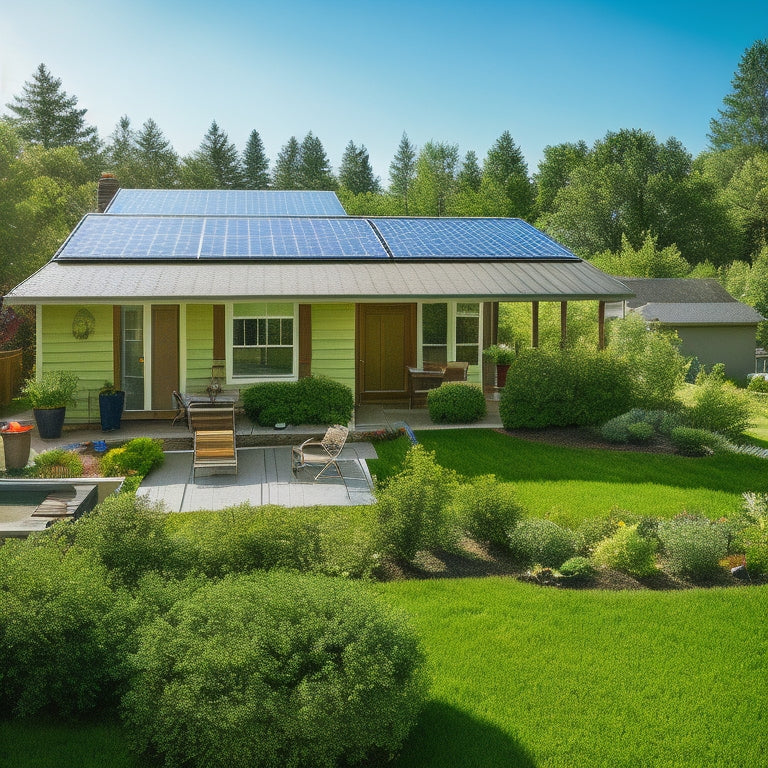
[1,0,766,183]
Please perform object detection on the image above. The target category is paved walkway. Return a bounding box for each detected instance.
[138,444,377,512]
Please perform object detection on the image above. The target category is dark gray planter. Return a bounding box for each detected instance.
[99,391,125,431]
[33,407,66,439]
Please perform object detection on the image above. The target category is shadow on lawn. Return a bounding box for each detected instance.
[392,701,536,768]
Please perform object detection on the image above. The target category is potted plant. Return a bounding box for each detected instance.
[482,344,515,388]
[21,370,79,439]
[98,381,126,431]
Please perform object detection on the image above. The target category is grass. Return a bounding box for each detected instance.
[381,577,768,768]
[369,430,768,523]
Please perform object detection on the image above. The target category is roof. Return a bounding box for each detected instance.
[621,278,736,307]
[4,259,632,304]
[635,302,764,326]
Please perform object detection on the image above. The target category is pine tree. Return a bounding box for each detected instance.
[183,120,243,189]
[5,63,100,157]
[389,132,417,213]
[339,140,380,194]
[272,136,301,189]
[242,130,270,189]
[106,115,136,173]
[134,119,179,188]
[298,132,336,190]
[709,39,768,151]
[483,131,534,219]
[457,150,482,192]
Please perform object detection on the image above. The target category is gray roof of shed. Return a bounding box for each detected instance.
[621,278,736,307]
[635,302,764,325]
[4,259,632,304]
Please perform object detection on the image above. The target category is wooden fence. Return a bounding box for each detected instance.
[0,349,23,407]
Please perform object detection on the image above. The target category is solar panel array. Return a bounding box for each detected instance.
[370,218,579,260]
[56,215,389,261]
[106,189,348,216]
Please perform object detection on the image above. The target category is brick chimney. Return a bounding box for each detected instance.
[97,173,120,212]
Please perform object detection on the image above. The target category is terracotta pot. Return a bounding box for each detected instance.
[496,364,511,388]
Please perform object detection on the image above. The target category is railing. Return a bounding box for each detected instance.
[0,349,23,407]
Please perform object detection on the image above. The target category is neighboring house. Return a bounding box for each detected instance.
[606,278,764,379]
[4,181,632,422]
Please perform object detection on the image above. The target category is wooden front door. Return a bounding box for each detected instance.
[151,305,179,411]
[357,303,416,403]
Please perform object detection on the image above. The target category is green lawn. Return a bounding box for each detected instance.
[369,429,768,524]
[381,578,768,768]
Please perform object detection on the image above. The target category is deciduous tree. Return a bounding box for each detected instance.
[411,140,459,216]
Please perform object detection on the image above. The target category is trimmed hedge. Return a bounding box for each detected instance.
[122,572,426,768]
[242,376,353,427]
[427,382,486,424]
[499,347,634,429]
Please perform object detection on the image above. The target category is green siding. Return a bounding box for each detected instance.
[185,304,215,391]
[41,305,114,422]
[467,365,481,384]
[311,303,355,391]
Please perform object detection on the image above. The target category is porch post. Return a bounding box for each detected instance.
[531,301,539,348]
[560,301,567,349]
[598,301,606,349]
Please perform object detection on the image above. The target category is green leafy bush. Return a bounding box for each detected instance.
[670,426,733,457]
[32,448,84,478]
[99,437,164,477]
[627,421,655,442]
[0,540,125,717]
[591,524,657,577]
[575,514,623,556]
[427,382,486,424]
[242,377,353,427]
[747,376,768,393]
[737,525,768,575]
[688,364,753,438]
[376,445,458,561]
[507,518,577,567]
[122,572,426,768]
[21,369,79,408]
[451,475,524,547]
[559,556,596,581]
[658,514,729,580]
[499,346,633,429]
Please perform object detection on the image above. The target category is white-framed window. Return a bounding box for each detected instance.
[229,302,297,379]
[419,302,481,366]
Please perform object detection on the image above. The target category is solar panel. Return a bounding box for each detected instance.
[55,215,388,261]
[106,189,347,216]
[369,218,579,260]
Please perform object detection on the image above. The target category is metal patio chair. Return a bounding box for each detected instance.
[291,424,349,480]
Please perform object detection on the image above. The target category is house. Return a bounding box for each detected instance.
[606,277,764,379]
[3,180,632,422]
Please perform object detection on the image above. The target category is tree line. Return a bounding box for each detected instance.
[1,41,768,343]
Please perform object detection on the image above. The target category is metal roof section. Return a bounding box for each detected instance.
[4,259,633,304]
[105,189,348,216]
[620,277,738,307]
[370,217,579,260]
[635,302,765,325]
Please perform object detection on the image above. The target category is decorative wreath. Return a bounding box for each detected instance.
[72,308,96,340]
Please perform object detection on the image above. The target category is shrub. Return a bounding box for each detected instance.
[737,525,768,575]
[670,426,733,457]
[0,540,124,717]
[21,369,79,408]
[591,524,657,577]
[99,437,164,477]
[600,408,681,443]
[242,377,353,427]
[627,421,655,443]
[658,515,729,580]
[507,518,577,568]
[559,556,596,581]
[376,445,458,561]
[32,448,84,478]
[122,572,426,768]
[427,383,486,424]
[575,514,623,556]
[747,376,768,393]
[499,346,633,429]
[688,364,753,438]
[451,475,524,547]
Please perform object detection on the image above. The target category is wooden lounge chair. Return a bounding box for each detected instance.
[189,406,237,477]
[292,424,349,480]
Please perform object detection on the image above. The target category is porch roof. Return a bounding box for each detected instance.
[4,259,632,304]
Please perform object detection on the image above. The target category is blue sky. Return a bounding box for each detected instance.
[1,0,766,183]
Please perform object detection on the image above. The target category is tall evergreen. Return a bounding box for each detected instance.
[183,120,243,189]
[106,115,136,171]
[457,150,482,192]
[134,119,179,188]
[272,136,302,189]
[389,132,417,213]
[339,140,380,194]
[5,63,101,158]
[242,130,270,189]
[298,132,337,190]
[709,39,768,151]
[483,131,534,219]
